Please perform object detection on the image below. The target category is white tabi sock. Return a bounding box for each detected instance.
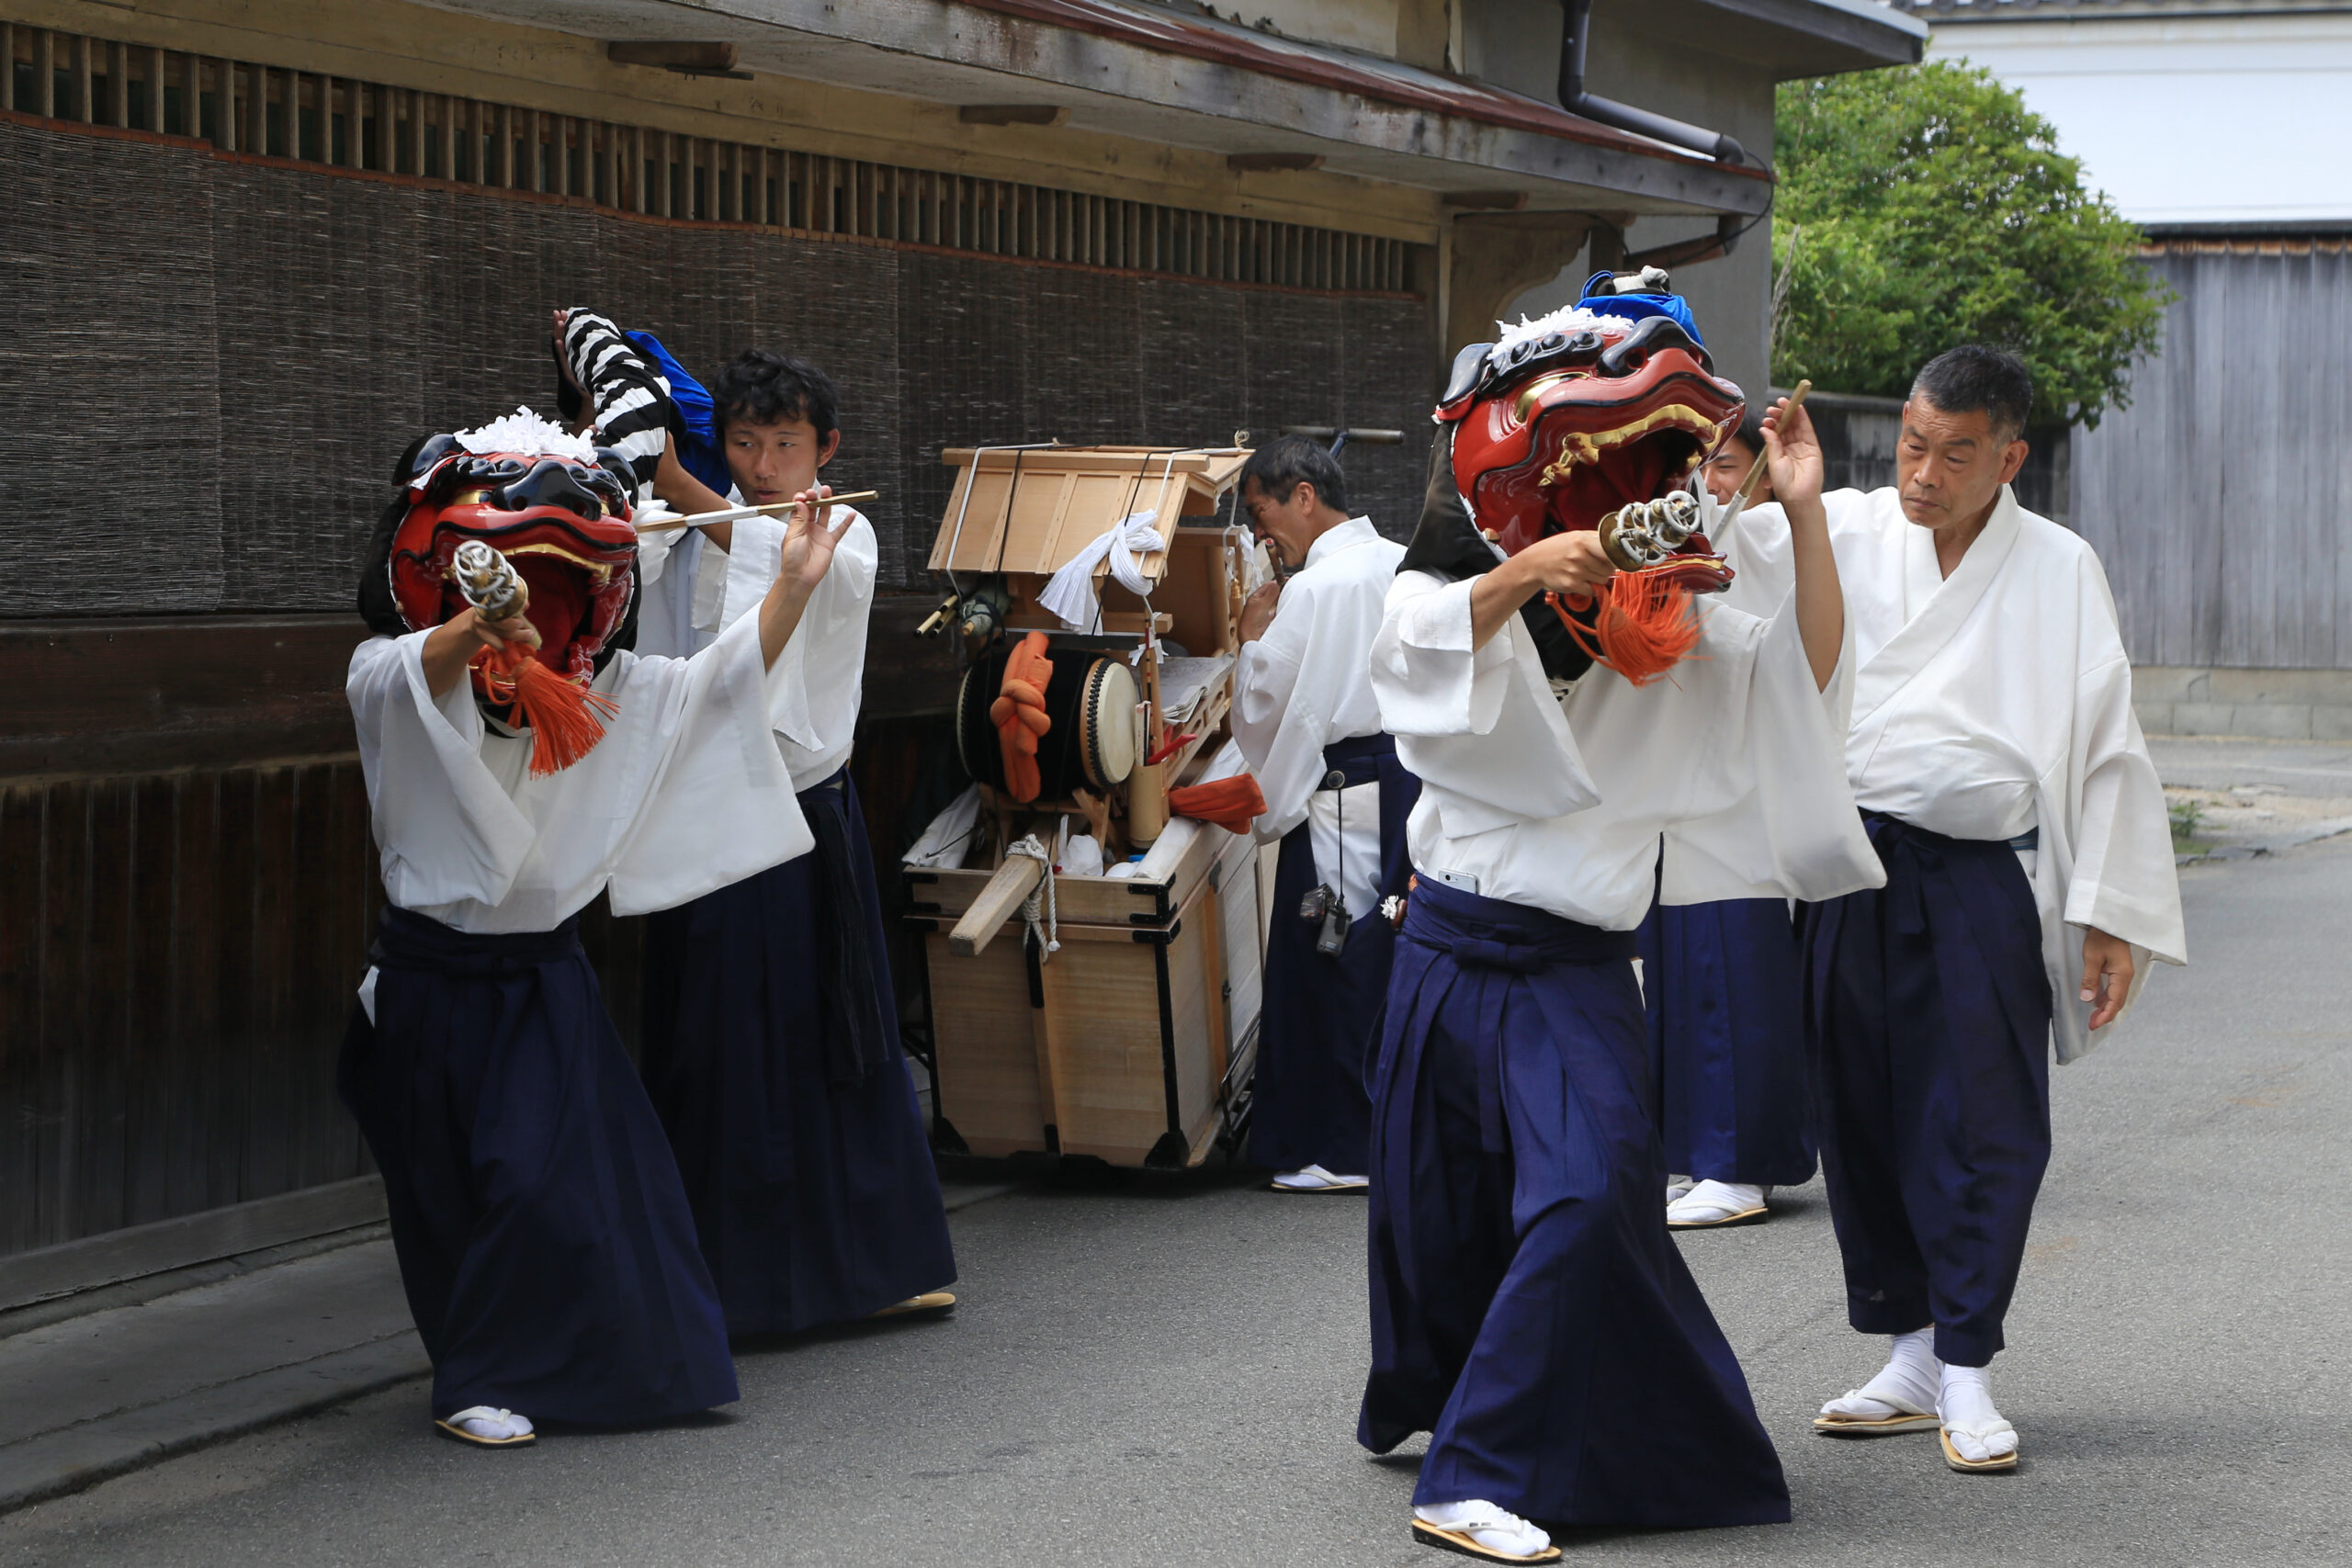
[1667,1179,1766,1224]
[1417,1500,1552,1560]
[1666,1173,1696,1202]
[1821,1327,1941,1420]
[446,1406,535,1442]
[1938,1363,2018,1461]
[1272,1165,1367,1190]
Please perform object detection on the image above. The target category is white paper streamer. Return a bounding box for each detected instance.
[1037,508,1164,631]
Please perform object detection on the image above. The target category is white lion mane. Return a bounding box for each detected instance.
[1487,304,1624,367]
[454,407,600,465]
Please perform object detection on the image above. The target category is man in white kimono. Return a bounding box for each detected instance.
[1359,279,1885,1561]
[1230,435,1415,1193]
[1780,346,2186,1473]
[559,321,957,1336]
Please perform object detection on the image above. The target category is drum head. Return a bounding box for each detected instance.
[1078,658,1139,788]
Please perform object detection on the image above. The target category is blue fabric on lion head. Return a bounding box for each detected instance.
[1576,270,1705,347]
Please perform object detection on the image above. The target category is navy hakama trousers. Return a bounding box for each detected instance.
[1361,878,1791,1528]
[338,907,738,1424]
[1801,813,2053,1369]
[1250,733,1420,1176]
[639,769,956,1336]
[1635,896,1816,1186]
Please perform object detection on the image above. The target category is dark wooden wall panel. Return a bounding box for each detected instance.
[0,762,382,1256]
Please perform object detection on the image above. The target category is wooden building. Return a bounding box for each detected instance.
[0,0,1918,1303]
[1909,0,2352,739]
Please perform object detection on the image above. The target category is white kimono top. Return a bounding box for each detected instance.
[1232,517,1406,919]
[635,502,877,788]
[348,612,813,935]
[1721,485,2186,1063]
[1371,566,1883,931]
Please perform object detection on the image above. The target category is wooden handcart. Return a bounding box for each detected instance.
[903,446,1268,1168]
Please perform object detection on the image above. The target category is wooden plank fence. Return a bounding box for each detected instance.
[2071,234,2351,672]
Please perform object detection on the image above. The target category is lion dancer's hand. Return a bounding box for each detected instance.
[423,606,540,699]
[1469,531,1616,651]
[757,484,847,670]
[424,542,618,776]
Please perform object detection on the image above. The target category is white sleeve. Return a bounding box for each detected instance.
[636,525,678,587]
[346,633,534,912]
[605,615,815,915]
[709,511,876,774]
[2064,653,2187,970]
[1713,490,1881,622]
[1713,500,1795,619]
[1639,593,1883,905]
[690,528,733,632]
[1370,572,1508,738]
[715,508,784,631]
[1232,582,1317,841]
[1374,570,1600,830]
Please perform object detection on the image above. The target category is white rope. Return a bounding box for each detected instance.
[1005,833,1059,957]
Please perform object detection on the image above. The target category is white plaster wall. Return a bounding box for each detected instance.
[1928,15,2352,225]
[1500,219,1772,403]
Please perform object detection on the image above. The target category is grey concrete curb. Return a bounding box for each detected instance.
[0,1333,430,1516]
[0,1224,391,1343]
[2177,816,2352,866]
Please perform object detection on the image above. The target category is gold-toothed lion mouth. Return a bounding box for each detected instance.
[503,541,614,589]
[1537,403,1729,489]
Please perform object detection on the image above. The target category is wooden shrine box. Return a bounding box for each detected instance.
[907,819,1261,1168]
[910,444,1267,1168]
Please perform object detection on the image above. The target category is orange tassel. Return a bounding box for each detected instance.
[1549,570,1703,687]
[478,648,620,776]
[989,632,1056,802]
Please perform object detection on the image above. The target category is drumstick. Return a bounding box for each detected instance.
[1717,380,1809,539]
[636,491,880,534]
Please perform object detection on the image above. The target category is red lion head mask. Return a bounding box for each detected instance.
[361,409,641,772]
[383,413,639,694]
[1434,275,1745,681]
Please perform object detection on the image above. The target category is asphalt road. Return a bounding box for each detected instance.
[4,836,2346,1568]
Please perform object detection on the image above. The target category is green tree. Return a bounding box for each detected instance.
[1771,60,2167,428]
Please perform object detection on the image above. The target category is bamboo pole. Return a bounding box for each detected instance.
[634,491,879,535]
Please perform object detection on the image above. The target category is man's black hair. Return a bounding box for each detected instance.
[710,349,840,442]
[1910,345,2033,442]
[1729,410,1767,458]
[1240,434,1349,518]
